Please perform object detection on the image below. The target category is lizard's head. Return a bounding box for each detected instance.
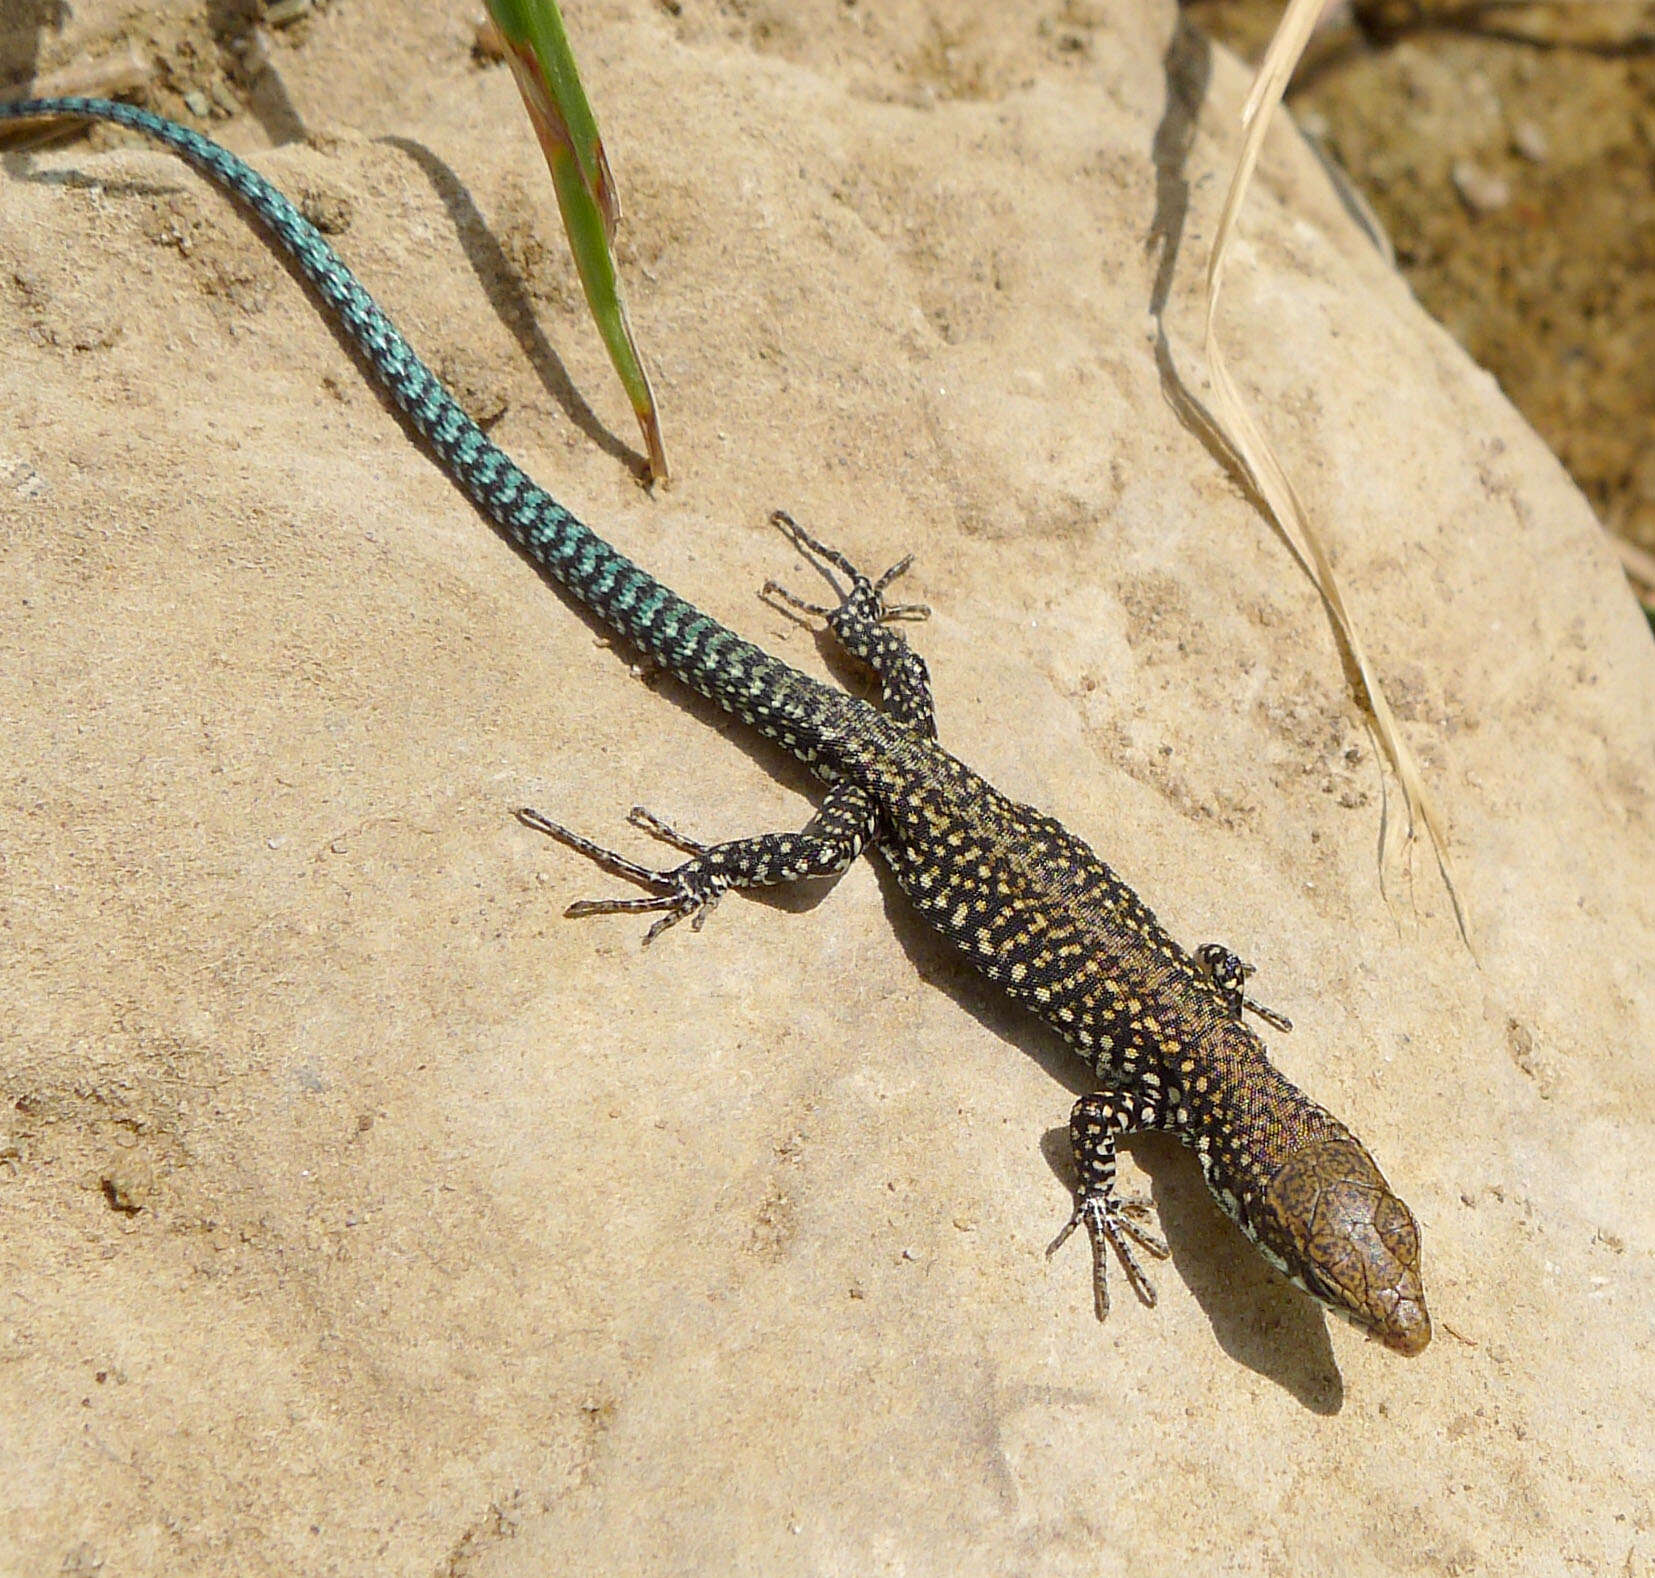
[1249,1137,1431,1356]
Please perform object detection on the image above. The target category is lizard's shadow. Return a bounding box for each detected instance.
[7,113,1348,1410]
[379,136,647,478]
[700,605,1345,1411]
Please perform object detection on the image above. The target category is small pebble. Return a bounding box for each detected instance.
[183,89,211,119]
[101,1170,149,1213]
[1452,160,1510,215]
[1511,121,1549,163]
[299,188,353,235]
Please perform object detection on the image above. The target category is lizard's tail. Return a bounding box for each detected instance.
[0,96,811,724]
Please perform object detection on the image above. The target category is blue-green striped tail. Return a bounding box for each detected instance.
[0,96,831,740]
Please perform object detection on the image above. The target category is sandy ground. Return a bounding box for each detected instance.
[3,1,1653,1574]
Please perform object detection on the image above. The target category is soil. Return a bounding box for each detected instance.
[1187,0,1655,557]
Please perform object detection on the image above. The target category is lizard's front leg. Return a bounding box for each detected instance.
[1195,942,1293,1033]
[1047,1090,1172,1319]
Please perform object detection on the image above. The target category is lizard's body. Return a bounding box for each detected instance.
[0,97,1429,1354]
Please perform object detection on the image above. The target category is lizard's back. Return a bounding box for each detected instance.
[844,716,1234,1079]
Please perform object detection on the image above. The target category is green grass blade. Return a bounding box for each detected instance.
[484,0,668,482]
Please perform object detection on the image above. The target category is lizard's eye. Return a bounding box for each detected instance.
[1256,1139,1431,1356]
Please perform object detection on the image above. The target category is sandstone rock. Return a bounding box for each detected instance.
[1,1,1650,1573]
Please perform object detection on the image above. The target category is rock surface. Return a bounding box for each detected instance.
[2,2,1652,1573]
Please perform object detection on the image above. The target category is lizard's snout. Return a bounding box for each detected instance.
[1257,1138,1431,1357]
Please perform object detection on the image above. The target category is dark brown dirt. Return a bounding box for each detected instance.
[1188,0,1655,560]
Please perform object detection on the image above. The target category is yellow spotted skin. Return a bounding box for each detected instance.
[2,97,1429,1355]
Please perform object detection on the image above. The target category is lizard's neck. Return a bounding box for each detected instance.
[1181,1026,1347,1235]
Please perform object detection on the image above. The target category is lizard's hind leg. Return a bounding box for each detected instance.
[763,510,937,738]
[519,779,879,944]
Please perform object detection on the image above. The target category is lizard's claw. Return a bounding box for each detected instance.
[1195,942,1293,1034]
[1047,1192,1170,1321]
[765,510,931,627]
[517,806,723,944]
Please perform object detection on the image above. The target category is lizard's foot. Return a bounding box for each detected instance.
[1195,942,1292,1034]
[618,804,710,856]
[519,786,875,943]
[1048,1191,1171,1321]
[763,510,938,737]
[1052,1090,1171,1321]
[517,805,723,944]
[763,509,930,626]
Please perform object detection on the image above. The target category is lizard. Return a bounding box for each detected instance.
[0,97,1430,1356]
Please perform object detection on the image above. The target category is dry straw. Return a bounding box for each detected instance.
[1202,0,1471,948]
